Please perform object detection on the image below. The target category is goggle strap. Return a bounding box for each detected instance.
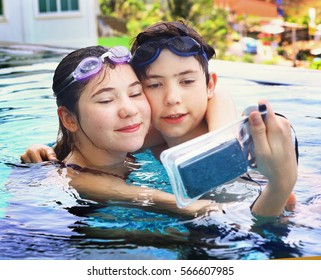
[101,47,132,64]
[55,73,76,97]
[101,52,111,60]
[201,47,209,62]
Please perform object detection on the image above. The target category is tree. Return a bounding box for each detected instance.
[166,0,194,19]
[99,0,145,20]
[98,0,231,57]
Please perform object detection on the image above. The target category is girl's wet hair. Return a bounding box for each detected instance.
[130,20,215,83]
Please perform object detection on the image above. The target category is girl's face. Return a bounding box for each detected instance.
[76,64,151,155]
[140,50,214,146]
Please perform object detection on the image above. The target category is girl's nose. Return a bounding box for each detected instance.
[118,98,138,118]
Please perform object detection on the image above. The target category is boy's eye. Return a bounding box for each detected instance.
[182,79,195,85]
[146,83,161,89]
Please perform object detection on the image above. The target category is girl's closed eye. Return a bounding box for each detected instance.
[95,94,114,104]
[97,98,113,104]
[130,91,143,98]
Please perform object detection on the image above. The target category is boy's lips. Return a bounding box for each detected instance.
[162,113,187,124]
[116,123,141,133]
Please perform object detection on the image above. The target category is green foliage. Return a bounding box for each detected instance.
[99,0,231,58]
[98,0,317,67]
[99,0,115,15]
[195,8,230,59]
[310,59,321,70]
[98,36,131,48]
[241,54,255,63]
[166,0,194,19]
[222,54,239,62]
[127,2,166,38]
[262,57,279,65]
[99,0,145,20]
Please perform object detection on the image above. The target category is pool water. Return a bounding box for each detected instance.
[0,45,321,260]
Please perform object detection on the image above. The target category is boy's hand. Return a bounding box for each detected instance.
[20,144,58,163]
[248,100,297,216]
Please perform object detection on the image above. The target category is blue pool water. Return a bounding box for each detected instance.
[0,44,321,260]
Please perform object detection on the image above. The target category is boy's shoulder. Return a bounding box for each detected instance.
[149,143,169,161]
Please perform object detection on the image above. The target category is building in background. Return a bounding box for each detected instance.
[0,0,99,48]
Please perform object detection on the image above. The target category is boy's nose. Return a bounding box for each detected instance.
[164,84,182,106]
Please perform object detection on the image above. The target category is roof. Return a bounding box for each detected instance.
[216,0,279,18]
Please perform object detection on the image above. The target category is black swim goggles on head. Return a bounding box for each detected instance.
[56,46,132,96]
[131,36,208,67]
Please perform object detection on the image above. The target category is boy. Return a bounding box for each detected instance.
[130,20,297,216]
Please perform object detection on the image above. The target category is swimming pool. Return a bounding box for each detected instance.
[0,44,321,260]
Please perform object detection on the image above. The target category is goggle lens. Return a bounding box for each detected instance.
[73,57,102,81]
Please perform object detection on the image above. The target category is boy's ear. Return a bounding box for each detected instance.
[57,106,79,132]
[207,72,217,99]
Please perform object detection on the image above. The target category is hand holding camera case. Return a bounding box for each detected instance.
[160,106,267,208]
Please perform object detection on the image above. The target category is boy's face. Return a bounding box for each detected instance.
[140,49,214,145]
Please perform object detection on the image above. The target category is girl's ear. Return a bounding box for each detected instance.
[207,72,217,100]
[57,106,79,132]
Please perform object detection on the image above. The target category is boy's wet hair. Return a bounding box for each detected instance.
[130,20,215,83]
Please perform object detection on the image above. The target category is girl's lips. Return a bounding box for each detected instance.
[162,113,187,124]
[116,123,141,133]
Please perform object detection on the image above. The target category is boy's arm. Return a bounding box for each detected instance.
[206,88,237,131]
[207,90,297,216]
[248,101,297,216]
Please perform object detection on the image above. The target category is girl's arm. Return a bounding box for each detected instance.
[20,144,58,163]
[68,168,216,218]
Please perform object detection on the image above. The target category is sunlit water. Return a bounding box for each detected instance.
[0,45,320,260]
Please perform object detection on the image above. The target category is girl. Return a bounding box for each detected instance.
[49,45,214,217]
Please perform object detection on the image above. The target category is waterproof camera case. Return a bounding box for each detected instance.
[160,105,267,208]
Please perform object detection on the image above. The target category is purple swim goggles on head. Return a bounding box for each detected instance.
[56,46,132,96]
